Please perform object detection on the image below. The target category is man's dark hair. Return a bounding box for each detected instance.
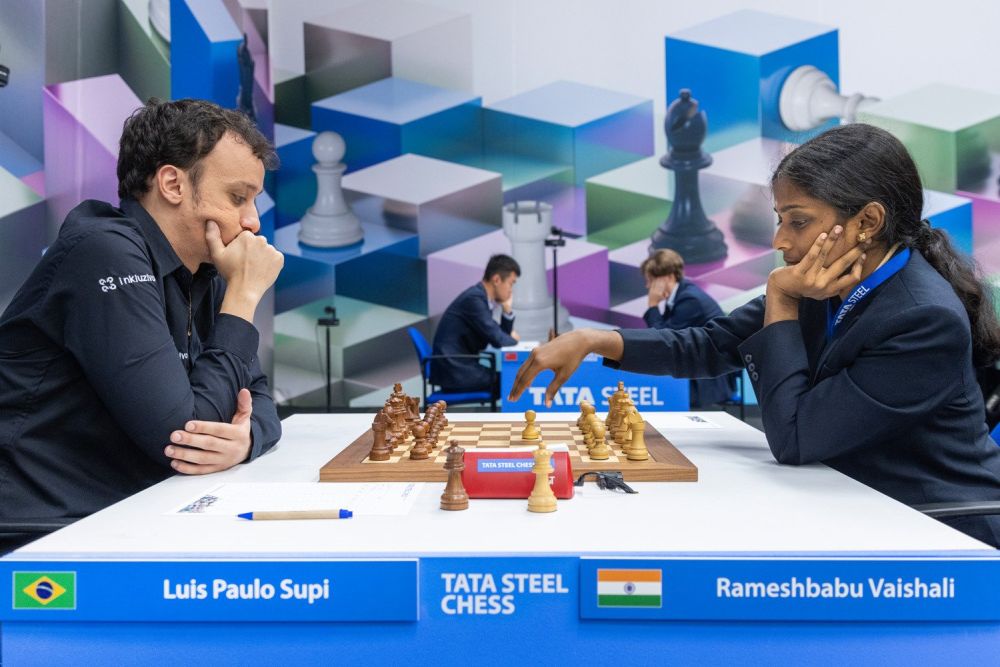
[483,254,521,281]
[117,98,278,200]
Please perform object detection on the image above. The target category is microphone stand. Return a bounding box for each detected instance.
[544,226,566,337]
[317,306,340,412]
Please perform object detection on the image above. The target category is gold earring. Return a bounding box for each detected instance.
[857,232,867,242]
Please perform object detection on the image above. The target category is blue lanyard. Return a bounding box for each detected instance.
[826,247,910,340]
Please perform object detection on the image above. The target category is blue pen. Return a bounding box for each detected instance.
[238,509,353,520]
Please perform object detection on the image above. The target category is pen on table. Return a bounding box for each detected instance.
[237,509,353,521]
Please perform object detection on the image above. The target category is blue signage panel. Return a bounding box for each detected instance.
[501,351,689,412]
[579,557,1000,621]
[0,560,418,622]
[420,557,577,621]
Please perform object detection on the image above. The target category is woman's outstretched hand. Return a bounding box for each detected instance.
[508,329,624,407]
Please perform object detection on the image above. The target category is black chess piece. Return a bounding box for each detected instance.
[236,34,256,122]
[650,89,728,264]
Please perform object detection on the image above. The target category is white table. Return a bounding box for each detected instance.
[17,411,989,557]
[4,413,997,666]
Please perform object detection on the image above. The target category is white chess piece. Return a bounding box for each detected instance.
[501,201,572,342]
[779,65,879,132]
[298,131,364,248]
[148,0,170,42]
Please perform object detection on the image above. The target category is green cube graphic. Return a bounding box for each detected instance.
[13,572,76,610]
[859,84,1000,192]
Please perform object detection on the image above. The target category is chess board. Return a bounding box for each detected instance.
[319,420,697,483]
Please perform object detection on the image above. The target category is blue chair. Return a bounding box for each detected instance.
[406,328,497,411]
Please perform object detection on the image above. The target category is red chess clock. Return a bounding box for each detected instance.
[462,445,574,499]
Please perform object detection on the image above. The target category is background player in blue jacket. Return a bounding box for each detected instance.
[641,248,733,407]
[431,254,521,397]
[510,124,1000,547]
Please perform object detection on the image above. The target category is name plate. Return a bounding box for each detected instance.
[0,559,418,622]
[579,557,1000,621]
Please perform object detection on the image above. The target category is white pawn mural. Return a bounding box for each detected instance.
[779,65,879,131]
[502,201,572,342]
[298,131,364,248]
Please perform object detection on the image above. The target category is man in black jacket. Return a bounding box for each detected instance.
[0,99,284,541]
[641,249,733,407]
[431,255,521,397]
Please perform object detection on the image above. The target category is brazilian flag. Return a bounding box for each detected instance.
[13,572,76,609]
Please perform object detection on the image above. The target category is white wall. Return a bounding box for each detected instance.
[270,0,1000,114]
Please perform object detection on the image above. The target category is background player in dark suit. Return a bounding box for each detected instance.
[641,248,733,407]
[431,254,521,397]
[510,124,1000,547]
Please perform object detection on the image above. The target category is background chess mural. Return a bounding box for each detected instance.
[2,1,998,409]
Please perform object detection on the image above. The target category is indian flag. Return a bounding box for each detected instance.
[597,568,662,608]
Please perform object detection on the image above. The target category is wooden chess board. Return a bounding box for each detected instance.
[319,420,697,483]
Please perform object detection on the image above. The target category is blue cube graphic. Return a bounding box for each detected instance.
[274,222,425,314]
[665,10,839,150]
[171,0,242,106]
[311,77,482,172]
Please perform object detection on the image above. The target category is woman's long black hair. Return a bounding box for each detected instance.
[771,123,1000,368]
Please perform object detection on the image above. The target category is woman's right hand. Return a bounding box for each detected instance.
[508,329,623,407]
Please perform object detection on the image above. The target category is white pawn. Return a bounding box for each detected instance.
[298,131,364,248]
[527,441,557,513]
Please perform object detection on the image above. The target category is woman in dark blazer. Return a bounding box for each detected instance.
[509,124,1000,547]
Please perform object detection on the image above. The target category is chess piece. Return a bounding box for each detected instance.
[369,410,392,461]
[409,423,431,460]
[581,412,596,449]
[402,392,420,425]
[619,402,637,455]
[386,393,409,442]
[423,405,439,445]
[440,440,469,510]
[298,131,364,248]
[577,400,591,428]
[612,405,630,446]
[649,89,728,264]
[148,0,171,42]
[430,403,447,443]
[501,200,572,341]
[606,381,628,429]
[589,421,612,460]
[584,413,602,451]
[625,409,649,461]
[527,441,557,513]
[521,409,541,440]
[779,65,879,131]
[236,34,257,122]
[578,401,597,432]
